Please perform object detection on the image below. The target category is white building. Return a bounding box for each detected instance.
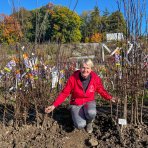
[106,33,124,41]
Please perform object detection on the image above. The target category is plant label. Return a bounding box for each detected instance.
[118,118,127,125]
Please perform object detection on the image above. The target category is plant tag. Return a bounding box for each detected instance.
[118,118,127,125]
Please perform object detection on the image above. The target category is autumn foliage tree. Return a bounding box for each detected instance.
[50,6,82,43]
[12,8,33,42]
[0,14,23,44]
[20,4,82,43]
[80,7,126,42]
[0,4,126,44]
[90,33,102,43]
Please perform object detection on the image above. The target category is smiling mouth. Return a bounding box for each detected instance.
[82,73,89,77]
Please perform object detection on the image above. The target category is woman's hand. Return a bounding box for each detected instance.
[45,105,55,113]
[111,97,119,103]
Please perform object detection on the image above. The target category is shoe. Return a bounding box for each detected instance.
[86,122,93,134]
[73,128,83,133]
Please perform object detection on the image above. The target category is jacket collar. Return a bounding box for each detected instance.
[74,70,95,89]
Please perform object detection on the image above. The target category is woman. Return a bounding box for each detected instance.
[45,59,118,133]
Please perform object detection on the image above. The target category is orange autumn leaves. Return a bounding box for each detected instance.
[90,33,102,43]
[85,33,102,43]
[0,13,102,44]
[0,14,23,44]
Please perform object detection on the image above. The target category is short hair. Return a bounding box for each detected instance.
[80,59,94,68]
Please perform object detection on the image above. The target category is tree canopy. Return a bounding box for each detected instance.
[0,4,127,44]
[0,14,23,44]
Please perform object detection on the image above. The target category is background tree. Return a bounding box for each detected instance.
[49,6,81,43]
[30,5,53,43]
[107,11,126,34]
[15,5,82,43]
[80,6,102,43]
[89,6,101,35]
[90,33,102,43]
[0,3,127,44]
[0,14,23,44]
[101,8,110,33]
[80,11,91,42]
[12,8,33,42]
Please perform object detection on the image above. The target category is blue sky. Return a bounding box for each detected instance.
[0,0,147,34]
[0,0,122,15]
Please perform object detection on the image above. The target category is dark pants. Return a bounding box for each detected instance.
[70,100,96,129]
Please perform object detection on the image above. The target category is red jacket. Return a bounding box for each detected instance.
[53,70,112,107]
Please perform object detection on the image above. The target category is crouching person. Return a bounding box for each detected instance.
[45,59,118,133]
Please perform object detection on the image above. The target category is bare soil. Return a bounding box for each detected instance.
[0,106,148,148]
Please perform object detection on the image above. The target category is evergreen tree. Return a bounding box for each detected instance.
[80,11,91,42]
[107,11,126,34]
[89,6,101,34]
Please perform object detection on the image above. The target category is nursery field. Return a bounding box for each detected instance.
[0,105,148,148]
[0,43,147,148]
[0,0,147,147]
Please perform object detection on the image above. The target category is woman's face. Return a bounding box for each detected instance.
[80,63,92,78]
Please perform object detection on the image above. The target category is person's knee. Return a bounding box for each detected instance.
[87,110,96,119]
[74,122,86,129]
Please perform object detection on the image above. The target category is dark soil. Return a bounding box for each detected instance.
[0,106,148,148]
